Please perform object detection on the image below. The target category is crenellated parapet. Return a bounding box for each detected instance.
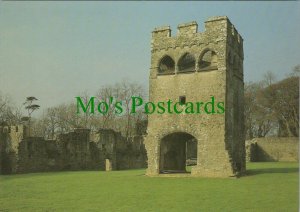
[149,16,244,81]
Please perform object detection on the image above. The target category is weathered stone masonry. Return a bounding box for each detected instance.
[0,125,27,174]
[145,16,245,177]
[246,137,299,162]
[0,126,147,174]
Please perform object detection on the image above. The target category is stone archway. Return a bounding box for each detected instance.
[159,132,197,174]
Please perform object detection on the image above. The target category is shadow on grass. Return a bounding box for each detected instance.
[246,167,299,176]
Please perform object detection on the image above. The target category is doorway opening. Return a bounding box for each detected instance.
[159,132,197,174]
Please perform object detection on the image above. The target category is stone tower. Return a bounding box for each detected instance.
[144,16,245,177]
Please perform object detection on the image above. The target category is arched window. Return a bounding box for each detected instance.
[158,55,175,75]
[178,53,195,73]
[198,50,218,70]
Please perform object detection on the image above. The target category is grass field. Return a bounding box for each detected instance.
[0,162,298,211]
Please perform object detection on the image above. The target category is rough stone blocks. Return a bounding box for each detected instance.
[145,16,245,177]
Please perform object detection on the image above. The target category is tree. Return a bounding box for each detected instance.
[0,92,22,125]
[95,79,146,137]
[23,96,40,136]
[117,79,146,138]
[263,71,276,86]
[267,77,299,137]
[244,68,299,139]
[14,79,147,139]
[244,81,275,139]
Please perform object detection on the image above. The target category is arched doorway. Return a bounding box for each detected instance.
[159,132,197,174]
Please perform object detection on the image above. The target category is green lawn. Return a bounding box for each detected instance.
[0,162,298,211]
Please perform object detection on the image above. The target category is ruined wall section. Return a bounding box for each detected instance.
[57,128,94,171]
[116,135,147,170]
[17,129,95,173]
[0,125,27,174]
[1,126,147,174]
[93,129,147,170]
[246,137,299,162]
[0,127,10,174]
[92,129,118,170]
[17,138,59,173]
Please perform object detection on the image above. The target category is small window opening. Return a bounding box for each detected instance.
[179,96,186,105]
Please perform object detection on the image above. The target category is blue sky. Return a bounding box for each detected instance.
[0,2,299,112]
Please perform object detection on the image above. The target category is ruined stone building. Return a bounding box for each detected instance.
[0,125,147,174]
[1,16,298,177]
[145,16,245,177]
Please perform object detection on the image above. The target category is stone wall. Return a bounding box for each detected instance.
[145,16,245,177]
[0,125,27,174]
[0,126,147,174]
[116,135,147,170]
[93,129,147,170]
[246,137,299,162]
[57,128,94,171]
[17,138,59,173]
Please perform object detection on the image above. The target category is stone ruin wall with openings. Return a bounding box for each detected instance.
[0,126,147,174]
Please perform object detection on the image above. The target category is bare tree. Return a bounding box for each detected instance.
[96,85,117,129]
[271,77,299,137]
[117,79,145,138]
[95,79,146,137]
[17,79,147,139]
[244,82,274,139]
[263,71,276,86]
[245,68,299,139]
[0,92,22,125]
